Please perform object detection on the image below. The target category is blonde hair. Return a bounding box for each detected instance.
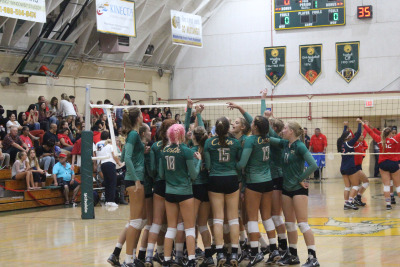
[287,120,304,142]
[269,118,284,134]
[28,149,39,168]
[381,127,392,153]
[61,93,69,101]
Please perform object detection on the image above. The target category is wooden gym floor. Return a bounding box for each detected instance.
[0,178,399,267]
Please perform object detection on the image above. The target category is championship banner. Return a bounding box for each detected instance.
[264,46,286,86]
[0,0,46,23]
[96,0,136,37]
[300,44,322,85]
[171,10,202,48]
[336,41,360,83]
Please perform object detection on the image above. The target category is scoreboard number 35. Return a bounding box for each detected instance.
[357,5,373,19]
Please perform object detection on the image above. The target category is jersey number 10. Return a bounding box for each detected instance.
[165,156,176,171]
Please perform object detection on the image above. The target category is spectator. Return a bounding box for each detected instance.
[38,102,50,131]
[20,126,34,149]
[104,99,112,105]
[3,126,29,162]
[142,108,151,125]
[25,104,40,130]
[71,138,82,170]
[139,100,145,105]
[149,108,159,120]
[6,113,22,133]
[162,107,172,121]
[95,113,109,132]
[53,153,80,205]
[69,95,82,122]
[18,112,43,142]
[132,100,137,105]
[27,149,46,188]
[59,93,76,119]
[65,116,77,142]
[0,105,6,140]
[58,128,74,152]
[36,139,56,177]
[94,131,121,207]
[43,123,59,146]
[309,128,327,178]
[91,100,104,122]
[35,96,47,111]
[0,142,10,169]
[12,151,35,190]
[174,114,182,124]
[304,127,311,149]
[49,97,60,125]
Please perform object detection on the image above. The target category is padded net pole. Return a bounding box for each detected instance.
[81,84,94,219]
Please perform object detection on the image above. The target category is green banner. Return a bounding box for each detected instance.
[336,41,360,83]
[264,46,286,86]
[300,44,322,85]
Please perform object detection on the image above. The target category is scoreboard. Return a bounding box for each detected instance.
[274,0,346,30]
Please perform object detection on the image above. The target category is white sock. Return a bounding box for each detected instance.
[259,236,268,248]
[125,254,133,264]
[165,256,171,261]
[116,242,123,249]
[188,255,195,261]
[147,243,155,256]
[132,249,137,259]
[289,244,297,249]
[239,231,247,241]
[268,238,276,245]
[278,233,287,240]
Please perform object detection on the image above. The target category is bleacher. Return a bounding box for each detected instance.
[0,169,82,212]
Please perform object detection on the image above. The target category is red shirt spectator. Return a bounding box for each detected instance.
[57,133,73,147]
[20,134,33,149]
[310,129,327,153]
[71,138,82,155]
[142,111,151,124]
[91,108,103,117]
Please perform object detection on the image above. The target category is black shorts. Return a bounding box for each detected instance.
[208,176,239,194]
[145,193,153,199]
[58,178,80,191]
[355,165,362,171]
[272,177,283,191]
[282,187,308,198]
[32,170,46,183]
[193,184,209,202]
[124,180,144,188]
[340,167,358,176]
[379,160,400,173]
[153,180,166,198]
[246,181,274,193]
[165,193,193,203]
[12,176,16,180]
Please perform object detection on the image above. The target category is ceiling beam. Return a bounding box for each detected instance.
[0,18,17,47]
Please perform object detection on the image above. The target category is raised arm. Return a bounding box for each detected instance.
[184,97,193,133]
[227,102,253,124]
[362,123,381,143]
[194,105,205,128]
[347,121,362,147]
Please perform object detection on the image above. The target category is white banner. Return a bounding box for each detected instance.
[171,10,202,48]
[96,0,136,37]
[0,0,46,23]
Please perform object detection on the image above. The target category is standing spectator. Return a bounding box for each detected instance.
[304,127,311,149]
[174,114,182,124]
[3,126,29,162]
[12,151,35,190]
[59,93,76,119]
[149,108,159,120]
[95,113,109,132]
[309,128,327,178]
[19,126,34,149]
[162,107,172,121]
[43,123,59,146]
[38,102,50,131]
[36,140,56,177]
[142,108,151,126]
[139,100,145,105]
[53,153,80,205]
[69,95,82,122]
[58,128,74,152]
[6,113,22,133]
[25,104,40,130]
[94,131,122,207]
[49,97,60,125]
[27,149,46,188]
[0,142,10,169]
[91,100,104,122]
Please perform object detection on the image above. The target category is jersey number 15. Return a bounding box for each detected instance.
[218,148,230,162]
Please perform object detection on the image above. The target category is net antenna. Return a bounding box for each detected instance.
[39,65,59,87]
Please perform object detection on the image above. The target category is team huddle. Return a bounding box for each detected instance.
[107,90,324,267]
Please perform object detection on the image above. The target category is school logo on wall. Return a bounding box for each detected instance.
[300,44,322,85]
[264,46,286,86]
[336,41,360,83]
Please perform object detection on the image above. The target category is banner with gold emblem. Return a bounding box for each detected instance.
[300,44,322,85]
[264,46,286,86]
[336,41,360,83]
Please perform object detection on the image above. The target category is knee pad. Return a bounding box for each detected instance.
[208,219,213,226]
[344,187,351,192]
[140,219,147,230]
[384,185,391,192]
[285,222,297,232]
[198,225,208,233]
[247,221,259,233]
[165,228,177,239]
[228,218,239,226]
[223,224,230,234]
[145,225,151,231]
[262,218,275,232]
[161,224,168,232]
[297,222,311,234]
[150,223,161,234]
[177,222,185,231]
[185,227,196,238]
[390,180,394,186]
[129,219,143,230]
[362,182,369,189]
[272,216,284,227]
[352,186,359,191]
[213,219,223,225]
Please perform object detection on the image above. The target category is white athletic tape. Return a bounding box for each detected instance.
[144,225,151,231]
[247,221,259,233]
[213,219,223,225]
[149,223,161,234]
[298,222,311,233]
[228,218,239,226]
[177,222,185,231]
[272,216,284,227]
[362,183,369,189]
[262,218,275,232]
[198,225,208,233]
[129,219,143,230]
[185,227,196,238]
[140,219,147,230]
[390,180,394,186]
[223,224,230,234]
[384,185,391,192]
[285,222,297,232]
[352,186,360,191]
[344,187,351,192]
[165,228,177,239]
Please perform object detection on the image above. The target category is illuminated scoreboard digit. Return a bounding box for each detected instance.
[274,0,346,30]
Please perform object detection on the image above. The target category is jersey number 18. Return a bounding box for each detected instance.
[165,156,175,171]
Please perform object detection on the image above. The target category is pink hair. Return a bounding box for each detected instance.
[167,124,185,144]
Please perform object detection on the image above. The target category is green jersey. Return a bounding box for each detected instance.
[236,135,272,183]
[271,138,317,191]
[150,141,164,181]
[190,146,209,185]
[124,130,145,181]
[160,144,201,195]
[144,151,153,195]
[268,127,283,179]
[237,134,249,183]
[204,136,242,176]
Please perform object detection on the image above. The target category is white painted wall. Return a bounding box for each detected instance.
[172,0,400,99]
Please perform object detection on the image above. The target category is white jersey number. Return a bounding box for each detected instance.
[218,148,230,162]
[262,146,270,161]
[165,156,175,171]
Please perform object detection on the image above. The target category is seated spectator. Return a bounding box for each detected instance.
[91,100,104,122]
[27,149,46,188]
[38,102,50,131]
[49,97,60,125]
[139,100,145,105]
[59,93,76,119]
[12,151,35,190]
[6,113,22,133]
[175,114,182,124]
[69,95,82,122]
[66,116,77,142]
[0,142,10,169]
[58,128,74,152]
[149,107,159,120]
[162,107,172,121]
[3,126,29,162]
[53,153,80,205]
[95,113,109,132]
[43,123,60,147]
[142,108,151,125]
[25,104,40,130]
[20,126,34,149]
[36,140,56,177]
[35,96,47,111]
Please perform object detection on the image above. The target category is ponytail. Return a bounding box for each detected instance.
[159,119,176,148]
[122,107,141,136]
[287,120,304,142]
[253,116,270,143]
[193,126,208,155]
[215,117,230,147]
[381,127,392,153]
